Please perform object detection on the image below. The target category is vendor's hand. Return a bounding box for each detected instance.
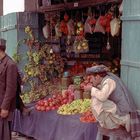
[84,84,92,91]
[0,109,9,118]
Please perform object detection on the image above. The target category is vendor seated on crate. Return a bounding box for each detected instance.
[84,64,136,132]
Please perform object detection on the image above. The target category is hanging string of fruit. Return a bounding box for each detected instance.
[74,10,89,54]
[60,13,69,35]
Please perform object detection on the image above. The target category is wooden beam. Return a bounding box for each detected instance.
[38,0,122,13]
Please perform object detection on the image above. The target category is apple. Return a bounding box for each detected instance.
[46,106,51,111]
[52,95,57,99]
[37,100,42,105]
[40,101,45,106]
[36,106,41,111]
[55,105,59,109]
[48,98,53,102]
[63,99,68,104]
[40,106,45,111]
[51,106,56,110]
[69,94,74,100]
[77,22,82,27]
[49,103,53,107]
[44,102,49,107]
[57,94,62,99]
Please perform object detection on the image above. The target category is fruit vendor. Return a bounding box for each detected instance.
[84,65,136,133]
[0,38,18,140]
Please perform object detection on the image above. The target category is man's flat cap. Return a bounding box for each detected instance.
[86,65,109,74]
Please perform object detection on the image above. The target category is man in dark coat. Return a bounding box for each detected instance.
[0,38,18,140]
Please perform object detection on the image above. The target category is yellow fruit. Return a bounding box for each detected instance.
[76,30,80,35]
[77,22,82,27]
[79,27,83,31]
[77,45,81,50]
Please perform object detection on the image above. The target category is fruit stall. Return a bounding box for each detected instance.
[12,34,98,139]
[12,0,123,140]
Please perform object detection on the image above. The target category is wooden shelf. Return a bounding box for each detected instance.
[38,0,122,13]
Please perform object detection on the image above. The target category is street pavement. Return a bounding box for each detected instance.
[12,132,35,140]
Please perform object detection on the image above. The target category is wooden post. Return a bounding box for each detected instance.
[121,0,140,108]
[0,0,3,16]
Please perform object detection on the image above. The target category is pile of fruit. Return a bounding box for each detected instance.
[80,110,96,123]
[21,81,49,104]
[35,91,74,112]
[21,92,47,104]
[57,99,91,115]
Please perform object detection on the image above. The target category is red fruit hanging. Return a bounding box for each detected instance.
[64,13,69,22]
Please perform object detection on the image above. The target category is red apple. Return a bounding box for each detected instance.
[51,106,56,110]
[44,102,49,107]
[46,106,51,111]
[37,100,42,106]
[55,105,59,109]
[36,106,41,111]
[38,100,44,105]
[49,102,53,107]
[52,95,57,99]
[48,98,53,102]
[63,99,68,104]
[40,106,45,111]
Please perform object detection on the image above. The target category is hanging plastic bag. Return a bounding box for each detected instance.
[67,19,75,36]
[110,17,121,37]
[84,16,93,34]
[119,2,123,14]
[94,16,105,34]
[55,22,62,38]
[42,22,50,39]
